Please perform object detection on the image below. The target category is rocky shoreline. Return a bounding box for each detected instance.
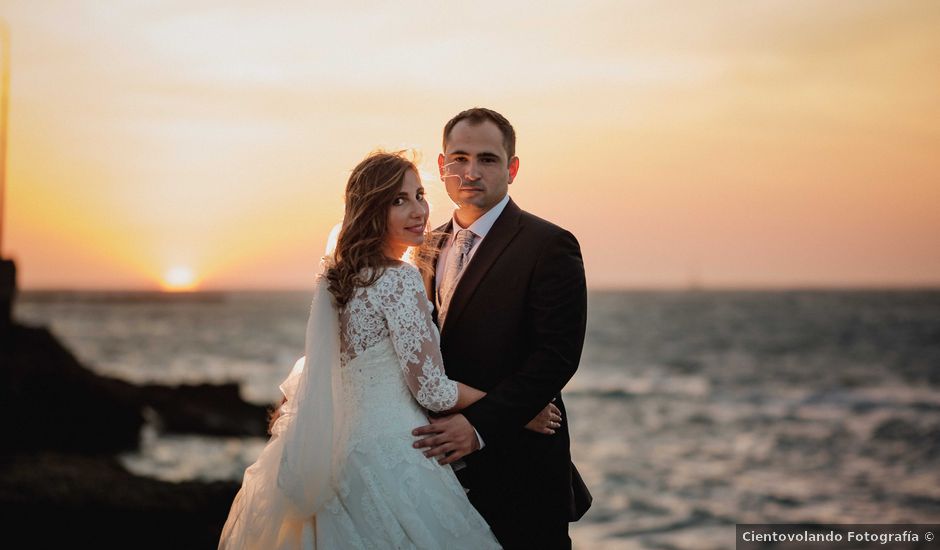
[1,319,271,549]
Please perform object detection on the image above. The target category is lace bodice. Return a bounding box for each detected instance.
[338,262,458,412]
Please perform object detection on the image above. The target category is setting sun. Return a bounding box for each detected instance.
[162,266,197,292]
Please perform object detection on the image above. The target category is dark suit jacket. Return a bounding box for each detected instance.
[424,198,592,525]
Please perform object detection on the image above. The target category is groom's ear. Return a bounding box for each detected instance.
[437,153,446,179]
[508,156,520,184]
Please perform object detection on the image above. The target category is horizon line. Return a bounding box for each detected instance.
[17,283,940,294]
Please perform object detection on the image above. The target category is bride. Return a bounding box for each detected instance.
[218,151,558,549]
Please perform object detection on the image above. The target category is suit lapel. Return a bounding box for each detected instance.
[424,221,452,327]
[441,199,523,336]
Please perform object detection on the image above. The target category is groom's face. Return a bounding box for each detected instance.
[439,120,519,221]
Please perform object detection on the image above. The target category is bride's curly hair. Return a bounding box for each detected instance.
[326,150,436,307]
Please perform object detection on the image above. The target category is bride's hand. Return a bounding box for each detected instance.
[524,401,562,434]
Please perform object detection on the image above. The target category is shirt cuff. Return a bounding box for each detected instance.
[474,428,485,450]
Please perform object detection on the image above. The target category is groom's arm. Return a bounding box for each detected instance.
[461,229,587,447]
[413,229,586,463]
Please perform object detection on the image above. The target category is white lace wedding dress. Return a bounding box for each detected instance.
[220,262,500,549]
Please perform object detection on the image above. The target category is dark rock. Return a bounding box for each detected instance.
[2,322,271,447]
[0,451,239,549]
[137,382,270,437]
[0,258,14,336]
[0,323,143,453]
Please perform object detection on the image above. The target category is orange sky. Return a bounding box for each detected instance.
[3,1,939,290]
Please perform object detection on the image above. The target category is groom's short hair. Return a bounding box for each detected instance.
[443,107,516,163]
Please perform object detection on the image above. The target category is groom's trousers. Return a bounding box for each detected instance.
[457,462,573,550]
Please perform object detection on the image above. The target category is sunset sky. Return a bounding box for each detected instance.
[3,1,939,290]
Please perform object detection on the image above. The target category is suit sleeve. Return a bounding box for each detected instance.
[460,229,587,445]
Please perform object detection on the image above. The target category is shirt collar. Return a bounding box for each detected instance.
[451,194,510,239]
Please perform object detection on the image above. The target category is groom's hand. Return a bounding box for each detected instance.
[412,413,479,465]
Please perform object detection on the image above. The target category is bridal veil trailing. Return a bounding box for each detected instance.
[219,259,343,549]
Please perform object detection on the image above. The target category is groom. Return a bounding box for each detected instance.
[412,107,591,549]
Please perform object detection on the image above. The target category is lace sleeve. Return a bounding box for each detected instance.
[378,264,458,412]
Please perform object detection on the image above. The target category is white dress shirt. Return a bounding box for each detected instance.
[435,193,511,300]
[433,193,511,453]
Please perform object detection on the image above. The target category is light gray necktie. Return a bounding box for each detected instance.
[438,229,475,326]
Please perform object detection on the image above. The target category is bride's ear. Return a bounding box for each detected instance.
[508,156,520,184]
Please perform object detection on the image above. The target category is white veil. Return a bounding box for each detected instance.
[219,255,343,550]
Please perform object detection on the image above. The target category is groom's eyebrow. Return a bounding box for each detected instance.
[448,149,502,160]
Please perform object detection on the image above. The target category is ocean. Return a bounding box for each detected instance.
[15,289,940,549]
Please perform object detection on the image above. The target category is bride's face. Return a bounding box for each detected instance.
[385,170,428,257]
